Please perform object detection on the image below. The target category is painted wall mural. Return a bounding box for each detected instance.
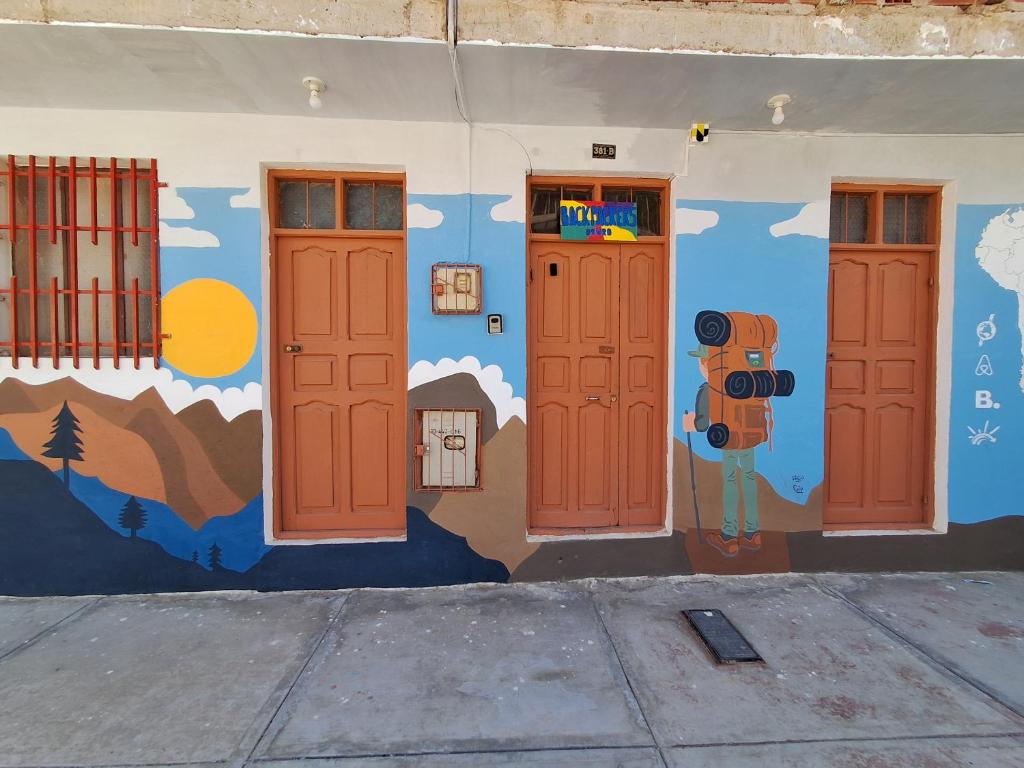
[682,310,796,559]
[159,187,262,394]
[0,189,1021,597]
[407,193,526,399]
[950,205,1024,525]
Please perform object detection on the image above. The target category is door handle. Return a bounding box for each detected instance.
[284,344,303,353]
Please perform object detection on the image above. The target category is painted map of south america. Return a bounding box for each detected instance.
[976,207,1024,392]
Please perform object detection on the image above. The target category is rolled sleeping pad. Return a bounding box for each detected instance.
[752,369,776,398]
[724,370,755,399]
[707,422,730,449]
[773,370,796,397]
[694,310,732,347]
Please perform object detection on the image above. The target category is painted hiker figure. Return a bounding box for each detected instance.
[683,311,795,558]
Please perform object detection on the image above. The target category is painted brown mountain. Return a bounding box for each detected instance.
[671,438,821,534]
[0,377,261,527]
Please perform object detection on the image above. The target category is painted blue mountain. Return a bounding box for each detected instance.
[0,427,268,571]
[68,473,269,571]
[0,453,509,595]
[0,459,239,596]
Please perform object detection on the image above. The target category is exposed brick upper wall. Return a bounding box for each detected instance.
[649,0,1017,6]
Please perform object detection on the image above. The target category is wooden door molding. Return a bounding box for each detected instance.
[269,171,407,539]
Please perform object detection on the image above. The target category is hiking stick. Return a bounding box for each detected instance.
[684,410,703,538]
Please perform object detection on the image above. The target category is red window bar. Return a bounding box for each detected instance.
[0,155,162,369]
[414,408,483,491]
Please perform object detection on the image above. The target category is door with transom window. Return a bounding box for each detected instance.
[270,172,407,538]
[527,178,668,532]
[825,185,938,529]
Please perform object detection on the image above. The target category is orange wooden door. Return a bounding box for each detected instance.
[825,249,933,527]
[528,241,666,530]
[274,236,406,535]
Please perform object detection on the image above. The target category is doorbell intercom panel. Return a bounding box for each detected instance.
[487,314,503,335]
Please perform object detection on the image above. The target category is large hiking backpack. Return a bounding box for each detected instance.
[694,310,796,450]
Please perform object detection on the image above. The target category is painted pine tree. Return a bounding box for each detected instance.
[118,496,147,539]
[41,401,84,489]
[208,542,223,571]
[191,550,199,564]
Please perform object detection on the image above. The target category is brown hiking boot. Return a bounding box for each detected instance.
[705,531,739,558]
[739,532,762,551]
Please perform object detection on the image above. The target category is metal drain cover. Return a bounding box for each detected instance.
[682,609,763,664]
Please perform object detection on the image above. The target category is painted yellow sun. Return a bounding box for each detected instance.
[161,278,258,378]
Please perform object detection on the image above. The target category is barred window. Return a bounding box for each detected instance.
[0,156,161,368]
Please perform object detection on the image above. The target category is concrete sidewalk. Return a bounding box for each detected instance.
[1,573,1022,767]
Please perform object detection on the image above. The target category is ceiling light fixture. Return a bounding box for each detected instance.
[766,94,791,126]
[303,76,325,110]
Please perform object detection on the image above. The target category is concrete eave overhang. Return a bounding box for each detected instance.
[1,1,1024,132]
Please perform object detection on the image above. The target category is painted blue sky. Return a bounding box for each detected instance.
[674,200,830,505]
[949,204,1024,524]
[408,193,526,396]
[160,187,262,391]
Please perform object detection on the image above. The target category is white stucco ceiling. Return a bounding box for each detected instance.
[1,23,1023,133]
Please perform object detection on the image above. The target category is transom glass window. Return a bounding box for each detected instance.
[273,177,404,232]
[529,182,663,236]
[530,185,592,234]
[830,188,936,246]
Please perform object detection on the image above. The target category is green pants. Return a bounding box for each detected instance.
[722,448,758,538]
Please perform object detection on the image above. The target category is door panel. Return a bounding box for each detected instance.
[618,244,666,525]
[275,236,406,534]
[530,243,619,528]
[825,250,931,526]
[538,403,570,510]
[528,241,666,530]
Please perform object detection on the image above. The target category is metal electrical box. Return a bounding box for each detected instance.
[418,409,480,489]
[431,263,482,315]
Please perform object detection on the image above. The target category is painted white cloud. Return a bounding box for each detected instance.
[159,221,220,248]
[407,203,444,229]
[675,208,719,236]
[408,356,525,427]
[769,201,830,239]
[159,188,195,220]
[229,187,260,208]
[490,192,525,223]
[0,360,261,421]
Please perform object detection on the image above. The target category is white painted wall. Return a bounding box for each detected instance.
[3,107,1019,205]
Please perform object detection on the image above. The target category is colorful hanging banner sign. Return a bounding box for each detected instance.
[559,200,638,242]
